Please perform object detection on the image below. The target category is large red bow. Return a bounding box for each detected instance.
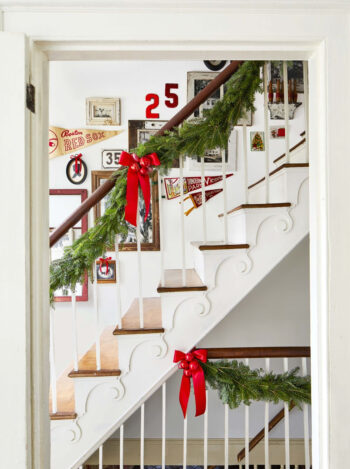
[70,153,83,174]
[173,348,207,418]
[119,151,160,227]
[99,256,112,274]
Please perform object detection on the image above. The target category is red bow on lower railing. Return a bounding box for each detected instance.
[173,348,208,417]
[119,151,160,227]
[99,256,112,274]
[70,153,83,174]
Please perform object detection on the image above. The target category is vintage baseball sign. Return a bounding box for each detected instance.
[163,174,233,200]
[49,126,123,159]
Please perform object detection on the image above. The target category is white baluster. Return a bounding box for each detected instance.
[69,228,79,372]
[222,146,228,244]
[201,157,207,244]
[302,357,311,469]
[158,173,165,286]
[244,358,250,468]
[179,155,186,285]
[140,403,145,469]
[183,414,187,469]
[303,61,309,163]
[242,123,248,204]
[283,61,290,164]
[115,234,122,329]
[264,357,270,469]
[49,298,57,414]
[263,62,270,203]
[120,424,124,469]
[204,389,208,469]
[284,357,290,469]
[224,403,229,469]
[162,383,166,469]
[93,263,101,371]
[136,203,144,329]
[98,445,103,469]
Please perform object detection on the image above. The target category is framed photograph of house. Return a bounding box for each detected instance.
[86,97,121,126]
[49,189,88,302]
[91,170,160,251]
[96,259,117,284]
[187,71,253,125]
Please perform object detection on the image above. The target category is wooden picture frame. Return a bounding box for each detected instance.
[49,189,88,302]
[86,97,121,126]
[91,171,160,251]
[96,260,117,283]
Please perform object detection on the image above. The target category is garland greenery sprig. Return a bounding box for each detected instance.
[202,360,311,409]
[50,61,263,302]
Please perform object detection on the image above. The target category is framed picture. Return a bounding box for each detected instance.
[269,61,304,93]
[86,97,121,126]
[187,71,253,125]
[49,189,88,302]
[250,131,265,151]
[96,259,117,284]
[101,149,124,169]
[270,126,285,139]
[128,119,179,168]
[91,170,160,251]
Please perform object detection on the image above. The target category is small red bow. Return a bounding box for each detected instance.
[99,256,112,274]
[173,348,207,417]
[70,153,83,174]
[119,151,160,227]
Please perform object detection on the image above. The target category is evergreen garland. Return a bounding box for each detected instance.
[50,61,263,301]
[202,360,311,409]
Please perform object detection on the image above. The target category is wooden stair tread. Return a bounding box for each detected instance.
[273,137,306,164]
[113,298,164,335]
[49,369,75,420]
[157,269,207,293]
[219,202,291,217]
[191,241,249,250]
[68,326,120,377]
[248,163,309,190]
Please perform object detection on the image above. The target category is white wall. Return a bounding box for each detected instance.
[49,59,306,375]
[118,236,310,439]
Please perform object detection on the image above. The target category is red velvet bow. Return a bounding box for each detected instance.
[70,153,83,174]
[99,256,112,274]
[119,151,160,227]
[173,348,207,418]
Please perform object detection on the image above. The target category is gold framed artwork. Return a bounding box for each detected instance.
[86,97,121,126]
[91,170,160,251]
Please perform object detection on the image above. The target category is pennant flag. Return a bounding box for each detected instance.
[49,126,123,159]
[183,189,223,216]
[164,174,233,200]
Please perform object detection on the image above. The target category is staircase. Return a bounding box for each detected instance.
[49,62,310,468]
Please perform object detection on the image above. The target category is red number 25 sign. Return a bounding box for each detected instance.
[145,83,179,118]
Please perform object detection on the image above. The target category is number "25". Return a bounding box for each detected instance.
[145,83,179,119]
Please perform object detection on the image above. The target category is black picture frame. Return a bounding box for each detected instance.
[204,60,227,71]
[66,158,88,185]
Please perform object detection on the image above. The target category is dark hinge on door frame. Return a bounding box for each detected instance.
[26,83,35,113]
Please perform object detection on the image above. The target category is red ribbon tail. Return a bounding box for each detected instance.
[193,367,206,417]
[179,374,191,418]
[139,173,151,222]
[124,170,139,226]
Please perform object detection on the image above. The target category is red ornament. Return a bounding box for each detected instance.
[119,151,160,226]
[173,348,208,418]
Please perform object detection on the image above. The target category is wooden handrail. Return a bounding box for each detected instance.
[237,402,296,462]
[49,60,243,248]
[206,346,310,359]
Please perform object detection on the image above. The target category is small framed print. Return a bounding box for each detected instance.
[250,131,265,151]
[86,97,121,126]
[102,149,123,169]
[96,259,117,283]
[270,126,286,139]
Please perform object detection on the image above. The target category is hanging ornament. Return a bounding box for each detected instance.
[164,174,233,200]
[173,349,208,418]
[119,151,160,226]
[66,153,88,185]
[183,188,223,216]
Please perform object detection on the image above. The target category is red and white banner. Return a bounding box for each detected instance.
[49,126,123,159]
[184,188,223,216]
[164,174,233,200]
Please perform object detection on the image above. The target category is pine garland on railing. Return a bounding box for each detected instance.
[202,360,311,409]
[50,61,263,301]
